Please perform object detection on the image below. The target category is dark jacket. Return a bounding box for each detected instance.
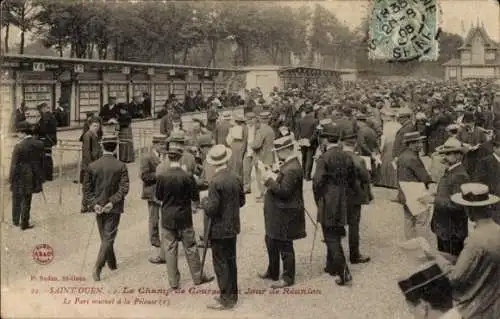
[296,113,318,142]
[473,154,500,224]
[215,120,232,146]
[458,126,488,176]
[201,167,245,239]
[140,150,162,201]
[312,146,356,228]
[345,150,373,206]
[37,112,58,148]
[392,120,416,159]
[9,136,45,195]
[84,154,130,214]
[263,157,306,241]
[396,148,433,203]
[81,130,102,170]
[99,104,120,122]
[431,164,470,240]
[156,166,199,230]
[355,123,379,156]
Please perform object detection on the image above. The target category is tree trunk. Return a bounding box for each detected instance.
[19,31,25,54]
[70,43,75,57]
[182,46,189,64]
[4,24,9,53]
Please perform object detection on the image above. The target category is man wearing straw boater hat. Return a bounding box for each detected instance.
[257,135,306,289]
[140,134,167,264]
[84,135,130,281]
[414,183,500,319]
[396,131,434,240]
[9,121,44,230]
[155,142,214,290]
[430,139,470,257]
[200,144,245,310]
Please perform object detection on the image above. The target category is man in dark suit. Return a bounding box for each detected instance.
[84,135,130,281]
[99,96,119,123]
[80,117,103,212]
[396,132,434,240]
[141,135,166,264]
[9,121,45,230]
[431,139,470,256]
[473,133,500,224]
[313,123,356,286]
[252,111,276,201]
[201,144,245,310]
[342,133,372,264]
[155,143,214,289]
[36,103,58,181]
[392,108,417,161]
[296,104,318,180]
[458,112,489,176]
[355,114,380,181]
[258,136,306,288]
[11,101,26,133]
[215,111,232,146]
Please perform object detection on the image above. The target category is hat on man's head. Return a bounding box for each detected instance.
[192,117,204,125]
[455,104,465,112]
[245,112,256,120]
[451,183,500,207]
[197,134,214,147]
[152,134,167,144]
[100,135,118,145]
[435,138,466,154]
[415,112,427,121]
[273,135,294,152]
[222,111,232,120]
[462,111,475,123]
[172,113,181,122]
[167,143,184,155]
[167,131,187,143]
[108,95,117,100]
[16,121,32,134]
[491,131,500,146]
[234,114,245,123]
[304,104,314,113]
[206,144,232,166]
[320,123,341,140]
[445,124,460,133]
[397,108,412,118]
[356,113,367,121]
[259,111,271,120]
[403,131,426,144]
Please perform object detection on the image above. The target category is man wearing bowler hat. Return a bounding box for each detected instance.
[155,142,214,289]
[201,144,245,310]
[396,131,434,240]
[431,139,470,257]
[258,135,306,288]
[141,134,167,264]
[473,132,500,224]
[313,123,356,286]
[296,103,318,181]
[9,121,45,230]
[156,131,196,177]
[84,135,130,281]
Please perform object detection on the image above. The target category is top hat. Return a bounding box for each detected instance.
[167,131,187,143]
[259,111,271,120]
[206,144,232,166]
[273,135,294,151]
[197,134,214,147]
[491,132,500,146]
[221,111,232,120]
[245,112,256,120]
[435,138,466,154]
[451,183,500,207]
[152,134,167,144]
[398,262,450,302]
[403,131,426,144]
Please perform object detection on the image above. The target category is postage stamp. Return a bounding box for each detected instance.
[368,0,440,62]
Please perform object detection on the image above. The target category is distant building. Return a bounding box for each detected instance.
[443,24,500,81]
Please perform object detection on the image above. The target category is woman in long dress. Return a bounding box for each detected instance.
[376,111,401,188]
[117,103,135,163]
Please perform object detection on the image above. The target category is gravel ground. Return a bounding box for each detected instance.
[1,162,434,319]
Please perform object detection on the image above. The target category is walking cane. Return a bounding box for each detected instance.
[200,217,212,278]
[80,216,96,276]
[41,189,48,203]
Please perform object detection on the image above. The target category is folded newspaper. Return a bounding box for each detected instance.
[399,181,431,216]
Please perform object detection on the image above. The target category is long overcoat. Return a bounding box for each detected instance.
[263,157,306,241]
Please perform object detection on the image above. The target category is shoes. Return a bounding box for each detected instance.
[335,269,352,287]
[207,302,234,310]
[257,272,278,281]
[20,224,34,230]
[92,267,102,282]
[350,255,371,264]
[151,242,161,248]
[195,275,215,285]
[107,262,117,271]
[148,256,166,264]
[13,223,19,227]
[270,280,293,289]
[323,267,336,276]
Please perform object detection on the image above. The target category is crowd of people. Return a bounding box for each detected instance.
[8,78,500,316]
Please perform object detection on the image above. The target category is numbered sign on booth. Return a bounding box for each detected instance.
[33,62,45,72]
[74,64,84,73]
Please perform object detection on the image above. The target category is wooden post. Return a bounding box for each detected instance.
[76,148,82,195]
[58,142,64,205]
[138,129,142,161]
[0,133,5,224]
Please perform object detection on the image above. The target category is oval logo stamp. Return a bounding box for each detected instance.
[32,244,54,265]
[368,0,440,62]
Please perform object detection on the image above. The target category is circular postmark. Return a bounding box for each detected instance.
[369,0,440,62]
[32,244,54,265]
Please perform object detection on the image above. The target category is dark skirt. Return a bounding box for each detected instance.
[118,126,135,163]
[376,141,398,189]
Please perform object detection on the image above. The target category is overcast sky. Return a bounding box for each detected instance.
[4,0,500,48]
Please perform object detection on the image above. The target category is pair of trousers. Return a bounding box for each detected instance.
[437,237,465,257]
[12,190,32,227]
[347,204,362,258]
[301,146,315,180]
[242,156,253,192]
[148,201,161,247]
[254,161,266,198]
[162,227,203,288]
[403,205,418,240]
[43,148,54,181]
[95,213,121,270]
[264,235,295,284]
[211,237,238,307]
[322,225,350,277]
